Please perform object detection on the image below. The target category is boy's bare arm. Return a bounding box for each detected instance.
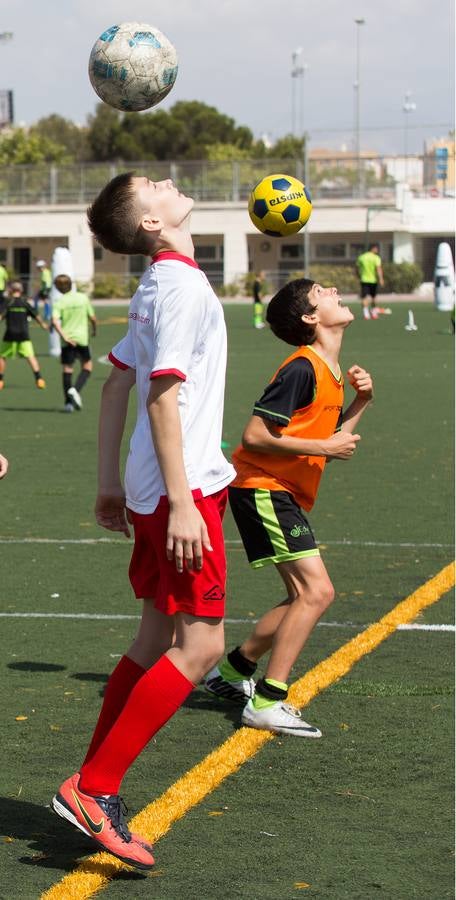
[89,314,97,337]
[147,374,212,572]
[51,317,75,345]
[95,366,136,536]
[340,365,373,433]
[242,415,359,460]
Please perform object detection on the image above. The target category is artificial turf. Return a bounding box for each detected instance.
[0,301,454,899]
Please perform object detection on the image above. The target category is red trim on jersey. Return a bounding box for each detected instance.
[152,251,199,269]
[150,367,186,381]
[109,351,130,370]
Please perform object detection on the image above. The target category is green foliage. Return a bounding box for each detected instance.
[30,115,89,162]
[0,129,70,165]
[218,281,242,297]
[307,265,360,293]
[383,261,423,293]
[92,274,130,299]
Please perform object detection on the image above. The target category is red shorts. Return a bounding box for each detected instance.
[128,488,228,618]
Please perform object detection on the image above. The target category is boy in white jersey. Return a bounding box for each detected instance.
[51,173,234,870]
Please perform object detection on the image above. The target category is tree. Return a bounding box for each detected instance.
[30,115,89,162]
[0,129,70,165]
[86,104,122,161]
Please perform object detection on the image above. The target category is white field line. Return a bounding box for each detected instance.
[0,611,453,631]
[0,537,452,549]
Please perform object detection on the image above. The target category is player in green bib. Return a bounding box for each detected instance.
[356,243,384,320]
[51,275,97,412]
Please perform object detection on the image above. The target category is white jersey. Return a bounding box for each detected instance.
[109,252,235,514]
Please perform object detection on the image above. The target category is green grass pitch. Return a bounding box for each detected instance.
[0,301,454,899]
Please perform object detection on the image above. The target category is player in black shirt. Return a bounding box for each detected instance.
[0,281,48,390]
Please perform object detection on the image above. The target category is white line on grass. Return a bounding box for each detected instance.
[0,611,453,631]
[0,537,452,549]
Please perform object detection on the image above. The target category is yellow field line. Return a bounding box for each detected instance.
[40,561,454,900]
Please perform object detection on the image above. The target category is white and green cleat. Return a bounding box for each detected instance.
[241,699,322,738]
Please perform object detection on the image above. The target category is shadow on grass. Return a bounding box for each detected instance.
[8,661,66,673]
[0,406,63,413]
[0,796,146,881]
[183,686,243,728]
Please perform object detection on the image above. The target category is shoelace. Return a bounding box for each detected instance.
[281,703,302,718]
[99,795,132,843]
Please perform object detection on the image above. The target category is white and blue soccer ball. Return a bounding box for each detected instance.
[88,22,178,112]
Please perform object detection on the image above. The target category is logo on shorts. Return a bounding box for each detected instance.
[203,585,225,602]
[290,524,310,537]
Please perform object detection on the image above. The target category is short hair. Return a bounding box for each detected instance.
[54,274,72,294]
[87,172,151,254]
[10,280,23,294]
[266,278,317,346]
[368,242,379,252]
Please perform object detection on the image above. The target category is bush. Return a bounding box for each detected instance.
[218,281,241,297]
[92,274,130,299]
[382,262,423,293]
[307,265,359,293]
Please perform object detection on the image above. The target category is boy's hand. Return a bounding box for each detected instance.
[95,492,131,537]
[167,498,213,573]
[322,432,361,459]
[347,365,373,402]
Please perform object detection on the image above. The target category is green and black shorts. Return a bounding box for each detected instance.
[228,486,320,569]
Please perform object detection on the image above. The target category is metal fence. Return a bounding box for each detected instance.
[0,155,437,206]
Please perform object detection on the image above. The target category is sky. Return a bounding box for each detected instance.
[0,0,454,156]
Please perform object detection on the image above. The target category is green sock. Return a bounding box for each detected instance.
[253,679,288,710]
[253,302,263,326]
[219,658,245,683]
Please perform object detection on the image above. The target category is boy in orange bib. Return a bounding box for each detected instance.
[206,278,374,736]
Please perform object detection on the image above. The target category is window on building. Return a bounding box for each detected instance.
[349,243,366,259]
[94,246,103,261]
[280,244,304,259]
[0,248,7,264]
[129,255,148,276]
[194,245,218,260]
[315,243,346,259]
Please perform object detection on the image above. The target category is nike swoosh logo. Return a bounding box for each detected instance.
[72,789,104,834]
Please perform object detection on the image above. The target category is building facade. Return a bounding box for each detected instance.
[0,158,453,293]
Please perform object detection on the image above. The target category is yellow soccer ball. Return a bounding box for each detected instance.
[248,173,312,237]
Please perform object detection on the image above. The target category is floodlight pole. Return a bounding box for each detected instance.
[402,90,417,184]
[354,18,365,197]
[291,48,307,136]
[303,135,310,276]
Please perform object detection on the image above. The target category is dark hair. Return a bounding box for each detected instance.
[87,172,151,254]
[266,278,317,346]
[54,274,72,294]
[368,242,379,252]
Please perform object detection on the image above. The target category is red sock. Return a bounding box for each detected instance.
[82,655,145,767]
[79,655,194,795]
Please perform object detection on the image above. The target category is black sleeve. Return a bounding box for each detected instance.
[24,300,38,320]
[252,357,315,427]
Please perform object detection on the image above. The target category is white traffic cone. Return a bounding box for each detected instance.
[405,309,418,331]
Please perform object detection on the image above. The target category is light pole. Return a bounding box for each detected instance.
[402,90,416,184]
[291,48,308,136]
[354,18,365,197]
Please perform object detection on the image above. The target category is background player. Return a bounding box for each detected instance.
[356,243,384,320]
[34,259,52,315]
[0,281,47,391]
[252,270,266,329]
[206,278,373,736]
[51,275,97,412]
[50,174,234,869]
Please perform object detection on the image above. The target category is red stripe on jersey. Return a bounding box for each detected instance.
[150,368,186,381]
[109,352,130,370]
[152,251,199,269]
